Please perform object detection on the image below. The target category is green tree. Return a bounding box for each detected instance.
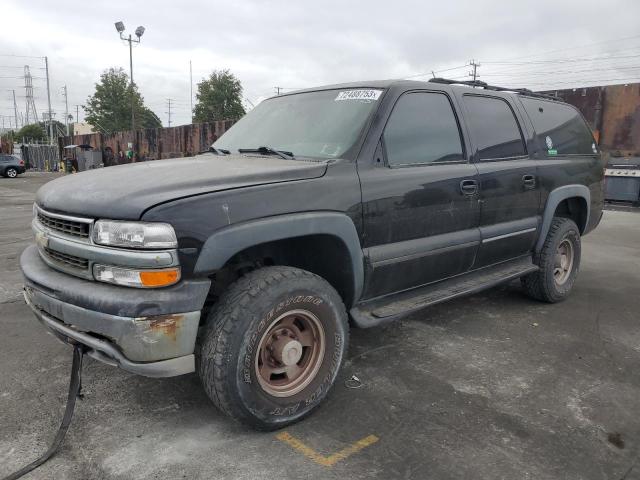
[194,70,245,122]
[16,123,46,142]
[84,67,161,133]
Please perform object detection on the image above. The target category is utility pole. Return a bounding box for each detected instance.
[165,98,173,127]
[45,56,54,144]
[189,60,193,123]
[469,59,480,83]
[12,90,19,129]
[62,85,69,136]
[75,105,81,123]
[275,86,282,96]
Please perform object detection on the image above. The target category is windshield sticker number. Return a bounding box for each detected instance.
[335,90,383,102]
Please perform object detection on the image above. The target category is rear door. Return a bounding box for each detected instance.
[457,94,541,268]
[359,89,480,299]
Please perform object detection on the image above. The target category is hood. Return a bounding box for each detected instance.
[37,153,328,219]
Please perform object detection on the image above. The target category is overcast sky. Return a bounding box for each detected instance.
[1,0,640,128]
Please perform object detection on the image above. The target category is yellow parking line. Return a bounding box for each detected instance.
[275,431,379,467]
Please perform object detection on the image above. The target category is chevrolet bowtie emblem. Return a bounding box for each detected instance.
[35,231,49,249]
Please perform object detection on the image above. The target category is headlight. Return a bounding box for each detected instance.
[93,264,181,288]
[93,220,177,249]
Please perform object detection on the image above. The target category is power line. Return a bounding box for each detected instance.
[0,65,46,70]
[481,65,640,77]
[483,52,640,65]
[0,54,44,59]
[501,76,640,87]
[486,33,640,63]
[404,64,468,79]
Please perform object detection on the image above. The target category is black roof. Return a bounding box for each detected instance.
[277,78,562,102]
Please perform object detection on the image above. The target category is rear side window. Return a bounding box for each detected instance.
[463,95,526,160]
[383,92,464,166]
[520,97,596,156]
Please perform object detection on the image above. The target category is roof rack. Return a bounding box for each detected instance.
[427,77,561,101]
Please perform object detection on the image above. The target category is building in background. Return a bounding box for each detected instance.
[72,122,95,136]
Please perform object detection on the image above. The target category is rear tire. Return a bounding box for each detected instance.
[521,217,581,303]
[197,266,349,430]
[5,168,18,178]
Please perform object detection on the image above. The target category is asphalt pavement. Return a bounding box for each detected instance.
[1,172,639,479]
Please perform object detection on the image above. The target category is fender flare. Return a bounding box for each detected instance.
[536,184,590,253]
[193,212,364,306]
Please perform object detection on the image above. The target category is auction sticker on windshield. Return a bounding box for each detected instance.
[335,89,383,101]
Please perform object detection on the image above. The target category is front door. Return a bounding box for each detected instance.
[359,90,480,299]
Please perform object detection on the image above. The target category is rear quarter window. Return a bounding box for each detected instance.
[520,97,596,157]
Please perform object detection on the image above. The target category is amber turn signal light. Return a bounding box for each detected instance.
[139,268,181,287]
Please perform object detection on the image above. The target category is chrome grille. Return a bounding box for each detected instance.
[37,211,90,238]
[43,246,89,271]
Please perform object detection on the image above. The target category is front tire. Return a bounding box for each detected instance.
[198,266,349,430]
[521,217,581,303]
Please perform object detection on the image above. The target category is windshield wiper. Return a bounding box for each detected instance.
[238,146,294,160]
[208,146,230,155]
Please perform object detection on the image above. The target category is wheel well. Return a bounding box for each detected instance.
[553,197,588,234]
[205,234,356,312]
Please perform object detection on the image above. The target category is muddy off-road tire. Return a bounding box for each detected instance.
[521,217,581,303]
[197,266,349,430]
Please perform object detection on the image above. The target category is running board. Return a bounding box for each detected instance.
[350,256,538,328]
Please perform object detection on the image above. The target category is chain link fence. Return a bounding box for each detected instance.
[20,144,61,171]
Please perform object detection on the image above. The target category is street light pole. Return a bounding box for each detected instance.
[115,22,145,134]
[129,33,134,132]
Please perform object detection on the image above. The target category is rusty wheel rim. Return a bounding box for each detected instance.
[554,238,574,285]
[254,309,325,398]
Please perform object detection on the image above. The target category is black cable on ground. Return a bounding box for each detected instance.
[2,344,85,480]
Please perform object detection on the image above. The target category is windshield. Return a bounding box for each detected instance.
[214,88,383,159]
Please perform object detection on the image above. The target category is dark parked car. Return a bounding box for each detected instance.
[21,78,604,429]
[1,154,25,178]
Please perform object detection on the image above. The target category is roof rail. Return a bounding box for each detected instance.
[427,77,561,101]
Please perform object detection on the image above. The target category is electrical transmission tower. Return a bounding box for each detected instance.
[24,66,39,124]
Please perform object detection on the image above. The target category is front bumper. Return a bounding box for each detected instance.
[24,290,196,377]
[20,245,211,377]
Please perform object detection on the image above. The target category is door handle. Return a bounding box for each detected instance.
[522,174,536,189]
[460,179,478,196]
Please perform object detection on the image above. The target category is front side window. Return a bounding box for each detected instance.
[383,92,464,166]
[463,95,526,160]
[213,89,382,159]
[520,97,596,156]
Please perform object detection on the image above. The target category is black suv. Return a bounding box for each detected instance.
[1,154,25,178]
[21,78,604,429]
